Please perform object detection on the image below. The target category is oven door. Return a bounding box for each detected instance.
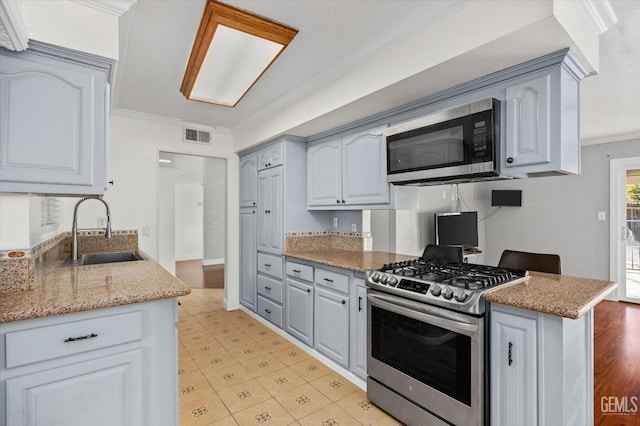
[367,290,484,426]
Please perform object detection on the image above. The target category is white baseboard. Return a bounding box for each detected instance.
[203,258,225,266]
[175,255,202,262]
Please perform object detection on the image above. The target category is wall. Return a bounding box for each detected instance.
[204,160,227,264]
[60,112,240,308]
[174,182,203,261]
[479,138,640,281]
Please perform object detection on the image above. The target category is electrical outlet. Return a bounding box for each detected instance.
[598,211,606,221]
[451,192,457,201]
[442,190,447,200]
[97,217,107,228]
[351,224,357,232]
[142,226,151,236]
[332,217,339,228]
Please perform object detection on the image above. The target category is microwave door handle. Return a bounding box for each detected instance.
[367,292,478,334]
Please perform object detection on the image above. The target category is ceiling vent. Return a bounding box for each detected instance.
[183,124,212,144]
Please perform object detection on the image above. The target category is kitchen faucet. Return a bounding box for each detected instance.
[71,197,112,262]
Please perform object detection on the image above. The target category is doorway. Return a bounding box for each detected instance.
[157,152,227,289]
[610,157,640,303]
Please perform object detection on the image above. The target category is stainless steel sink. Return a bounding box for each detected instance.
[64,251,145,266]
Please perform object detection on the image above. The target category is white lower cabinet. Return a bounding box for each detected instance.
[285,278,314,346]
[0,299,179,426]
[6,349,143,426]
[491,307,538,426]
[314,286,350,368]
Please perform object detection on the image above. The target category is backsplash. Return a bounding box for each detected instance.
[285,231,372,252]
[0,230,138,293]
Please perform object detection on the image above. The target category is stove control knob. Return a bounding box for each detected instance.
[442,287,454,300]
[454,290,469,303]
[370,272,380,282]
[388,277,398,286]
[380,274,389,284]
[430,284,442,297]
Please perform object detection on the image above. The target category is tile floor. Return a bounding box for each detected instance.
[178,288,403,426]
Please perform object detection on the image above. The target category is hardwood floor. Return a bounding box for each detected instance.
[175,260,224,289]
[594,300,640,425]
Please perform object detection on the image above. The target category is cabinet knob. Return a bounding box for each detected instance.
[341,300,346,305]
[265,309,272,314]
[336,199,340,204]
[253,202,256,205]
[341,199,345,204]
[265,286,272,291]
[108,180,114,185]
[307,288,311,293]
[506,157,514,164]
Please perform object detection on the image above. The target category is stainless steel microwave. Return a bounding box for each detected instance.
[386,98,501,185]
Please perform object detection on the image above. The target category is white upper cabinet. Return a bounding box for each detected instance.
[240,155,258,207]
[502,54,584,177]
[257,142,284,170]
[307,126,389,208]
[0,42,112,195]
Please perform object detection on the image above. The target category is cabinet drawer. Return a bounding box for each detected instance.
[257,252,283,279]
[257,274,284,304]
[315,268,350,294]
[257,296,283,328]
[286,261,313,282]
[5,311,142,369]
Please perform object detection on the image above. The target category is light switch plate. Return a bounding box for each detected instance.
[598,211,606,221]
[332,217,338,228]
[142,226,151,236]
[351,224,357,232]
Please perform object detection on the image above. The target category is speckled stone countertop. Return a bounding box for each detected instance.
[0,257,191,323]
[486,271,616,319]
[283,249,416,274]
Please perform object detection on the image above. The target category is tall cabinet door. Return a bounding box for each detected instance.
[240,208,257,310]
[257,167,283,254]
[314,287,349,367]
[240,155,257,207]
[307,139,342,206]
[351,280,367,378]
[342,127,389,205]
[505,74,551,169]
[491,309,538,426]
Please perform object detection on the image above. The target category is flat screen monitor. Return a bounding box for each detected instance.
[435,211,478,248]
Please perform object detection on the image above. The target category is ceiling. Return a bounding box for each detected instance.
[114,0,640,146]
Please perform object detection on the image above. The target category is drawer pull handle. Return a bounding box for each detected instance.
[264,264,271,267]
[265,286,272,291]
[358,296,363,312]
[324,278,334,283]
[265,309,272,314]
[508,342,513,366]
[292,269,301,273]
[341,300,346,305]
[64,333,98,343]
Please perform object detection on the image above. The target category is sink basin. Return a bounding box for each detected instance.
[76,251,144,266]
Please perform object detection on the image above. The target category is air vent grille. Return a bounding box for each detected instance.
[183,126,212,144]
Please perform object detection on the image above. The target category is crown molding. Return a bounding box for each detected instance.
[579,0,619,34]
[71,0,137,17]
[0,0,28,51]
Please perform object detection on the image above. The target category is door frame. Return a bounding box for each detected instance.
[609,156,640,303]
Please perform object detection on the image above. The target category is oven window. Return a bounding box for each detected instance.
[388,126,464,173]
[371,305,471,405]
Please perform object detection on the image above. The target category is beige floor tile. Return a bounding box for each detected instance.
[178,356,202,377]
[272,346,313,366]
[178,322,209,337]
[228,341,272,363]
[240,353,287,378]
[309,372,360,402]
[298,403,363,426]
[192,349,240,373]
[216,379,273,414]
[180,391,231,425]
[256,367,308,397]
[232,398,296,426]
[208,416,239,426]
[182,331,214,349]
[203,363,255,391]
[335,391,389,425]
[177,315,200,327]
[257,335,297,353]
[186,340,227,359]
[218,332,254,350]
[211,325,245,340]
[368,415,405,426]
[244,326,280,341]
[289,359,334,382]
[179,374,215,403]
[275,383,332,421]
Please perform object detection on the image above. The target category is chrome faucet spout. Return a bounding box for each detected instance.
[71,197,113,262]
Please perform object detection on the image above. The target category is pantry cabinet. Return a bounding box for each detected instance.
[240,207,257,310]
[0,298,179,426]
[257,167,283,254]
[0,41,112,195]
[307,126,389,208]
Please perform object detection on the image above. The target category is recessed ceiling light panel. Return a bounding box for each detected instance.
[181,0,298,107]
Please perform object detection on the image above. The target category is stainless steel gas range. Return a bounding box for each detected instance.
[365,257,528,426]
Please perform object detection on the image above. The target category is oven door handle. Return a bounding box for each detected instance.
[368,292,479,334]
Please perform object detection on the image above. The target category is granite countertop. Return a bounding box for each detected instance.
[283,249,416,273]
[0,257,191,323]
[486,271,616,319]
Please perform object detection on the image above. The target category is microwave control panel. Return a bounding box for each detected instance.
[472,120,489,157]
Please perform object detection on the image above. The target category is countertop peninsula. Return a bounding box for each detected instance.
[486,271,616,319]
[283,248,416,274]
[0,258,190,323]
